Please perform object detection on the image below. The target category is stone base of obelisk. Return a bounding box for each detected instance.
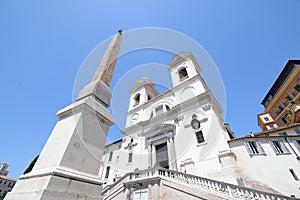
[5,96,113,200]
[4,170,102,200]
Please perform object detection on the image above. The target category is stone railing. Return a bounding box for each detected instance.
[102,173,130,197]
[126,167,296,200]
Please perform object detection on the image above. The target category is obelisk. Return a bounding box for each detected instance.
[5,30,122,200]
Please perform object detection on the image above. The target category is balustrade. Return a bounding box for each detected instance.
[102,167,294,200]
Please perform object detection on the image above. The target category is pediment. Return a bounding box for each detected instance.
[144,123,175,138]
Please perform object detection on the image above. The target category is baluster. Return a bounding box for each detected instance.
[234,188,240,198]
[179,173,182,182]
[211,181,216,191]
[175,173,179,182]
[265,194,272,200]
[204,180,209,190]
[201,179,206,189]
[218,183,224,194]
[199,179,203,188]
[207,180,212,191]
[190,177,194,185]
[214,182,219,193]
[239,188,245,199]
[215,182,220,192]
[195,177,200,187]
[244,189,250,200]
[253,192,259,200]
[226,185,232,197]
[249,191,254,200]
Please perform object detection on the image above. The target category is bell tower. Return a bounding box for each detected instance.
[168,52,208,102]
[168,52,202,87]
[128,77,158,111]
[125,77,158,128]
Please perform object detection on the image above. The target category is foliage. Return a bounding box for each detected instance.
[23,155,39,175]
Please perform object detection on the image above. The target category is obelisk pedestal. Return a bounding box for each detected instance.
[5,95,113,200]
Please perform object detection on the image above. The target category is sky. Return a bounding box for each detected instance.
[1,1,300,179]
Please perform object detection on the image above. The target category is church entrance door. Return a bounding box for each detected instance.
[155,142,169,169]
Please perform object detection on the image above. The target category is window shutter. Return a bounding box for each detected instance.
[256,141,265,154]
[293,140,300,152]
[269,140,279,154]
[244,141,254,155]
[279,140,290,153]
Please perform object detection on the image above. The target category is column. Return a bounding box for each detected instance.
[168,136,177,170]
[152,145,156,167]
[167,138,172,170]
[148,143,152,168]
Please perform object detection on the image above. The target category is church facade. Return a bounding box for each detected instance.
[99,51,300,199]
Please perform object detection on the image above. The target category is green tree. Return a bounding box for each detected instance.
[23,155,39,175]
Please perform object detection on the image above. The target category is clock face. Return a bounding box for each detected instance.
[191,119,200,130]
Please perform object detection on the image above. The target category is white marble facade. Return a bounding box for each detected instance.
[99,52,300,198]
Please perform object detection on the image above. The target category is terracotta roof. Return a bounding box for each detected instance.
[0,175,16,182]
[229,122,300,142]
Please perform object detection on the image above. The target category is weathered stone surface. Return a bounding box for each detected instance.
[92,32,122,87]
[76,80,112,107]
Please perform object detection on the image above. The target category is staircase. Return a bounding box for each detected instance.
[102,167,297,200]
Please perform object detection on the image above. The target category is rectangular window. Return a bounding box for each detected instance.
[276,106,283,115]
[295,129,300,135]
[128,152,133,163]
[108,151,113,162]
[295,84,300,92]
[105,166,110,179]
[289,169,299,181]
[279,132,288,136]
[286,95,293,101]
[244,141,265,155]
[269,125,275,129]
[293,140,300,152]
[269,140,290,154]
[134,191,148,200]
[284,99,290,106]
[195,130,205,144]
[282,114,291,124]
[264,117,269,122]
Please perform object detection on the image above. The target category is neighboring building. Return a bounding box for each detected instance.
[229,124,300,197]
[99,52,300,199]
[258,60,300,131]
[0,164,15,199]
[0,164,8,176]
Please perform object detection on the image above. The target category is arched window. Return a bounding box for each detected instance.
[133,93,140,107]
[166,105,171,111]
[149,104,172,119]
[178,68,188,80]
[147,95,152,101]
[150,111,153,119]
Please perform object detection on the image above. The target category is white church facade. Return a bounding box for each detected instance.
[99,52,300,199]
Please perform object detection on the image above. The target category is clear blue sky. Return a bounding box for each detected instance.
[1,1,299,179]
